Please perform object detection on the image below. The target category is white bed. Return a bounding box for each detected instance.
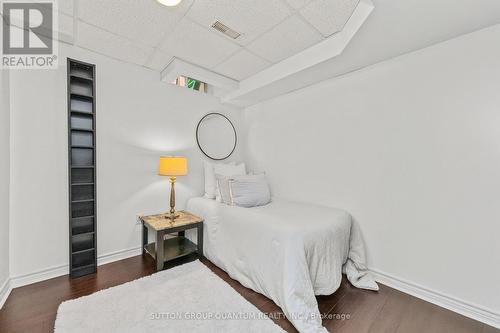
[186,197,378,333]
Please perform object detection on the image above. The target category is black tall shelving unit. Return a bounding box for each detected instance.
[67,58,97,278]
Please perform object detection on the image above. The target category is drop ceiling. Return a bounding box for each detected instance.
[60,0,361,80]
[54,0,500,106]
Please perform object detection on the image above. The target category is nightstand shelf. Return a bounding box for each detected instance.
[144,237,198,262]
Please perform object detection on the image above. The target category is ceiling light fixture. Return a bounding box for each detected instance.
[156,0,183,7]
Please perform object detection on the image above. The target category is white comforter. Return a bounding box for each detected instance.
[186,197,378,333]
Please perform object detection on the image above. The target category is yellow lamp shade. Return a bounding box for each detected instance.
[158,156,188,176]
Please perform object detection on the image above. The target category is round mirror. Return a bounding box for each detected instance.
[196,113,237,160]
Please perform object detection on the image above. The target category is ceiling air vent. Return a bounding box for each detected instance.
[211,21,241,39]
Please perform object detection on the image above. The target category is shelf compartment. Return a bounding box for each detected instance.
[71,148,94,167]
[71,200,94,218]
[71,93,93,101]
[71,184,94,201]
[70,98,92,114]
[71,113,93,131]
[72,249,95,268]
[70,63,93,80]
[71,168,94,184]
[71,131,93,147]
[71,166,94,169]
[71,182,94,186]
[72,127,94,133]
[70,79,93,97]
[72,233,94,252]
[144,237,198,262]
[72,216,94,235]
[70,75,92,83]
[72,199,94,204]
[71,263,96,278]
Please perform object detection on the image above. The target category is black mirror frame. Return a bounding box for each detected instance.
[196,112,237,161]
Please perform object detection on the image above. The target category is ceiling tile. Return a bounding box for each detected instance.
[158,19,240,69]
[247,15,323,63]
[76,22,153,65]
[186,0,292,45]
[78,0,193,47]
[214,49,271,81]
[144,49,173,71]
[300,0,359,37]
[285,0,313,10]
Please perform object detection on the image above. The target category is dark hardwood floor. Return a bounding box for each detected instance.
[0,254,497,333]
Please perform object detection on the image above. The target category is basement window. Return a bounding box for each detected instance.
[172,76,207,93]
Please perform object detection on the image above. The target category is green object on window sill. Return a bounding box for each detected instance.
[187,78,201,91]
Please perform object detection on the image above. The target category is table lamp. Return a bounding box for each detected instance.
[158,156,188,220]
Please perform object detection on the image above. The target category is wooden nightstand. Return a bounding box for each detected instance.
[140,211,204,271]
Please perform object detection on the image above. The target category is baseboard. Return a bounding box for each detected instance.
[371,268,500,329]
[0,278,12,309]
[97,246,142,266]
[10,264,68,289]
[9,246,142,290]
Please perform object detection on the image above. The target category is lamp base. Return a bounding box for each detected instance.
[167,177,179,222]
[165,213,180,221]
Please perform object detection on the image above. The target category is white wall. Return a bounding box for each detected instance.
[0,69,10,297]
[243,24,500,314]
[8,42,243,278]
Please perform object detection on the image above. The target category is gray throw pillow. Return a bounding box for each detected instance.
[228,174,271,208]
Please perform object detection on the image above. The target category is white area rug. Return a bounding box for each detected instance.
[54,260,285,333]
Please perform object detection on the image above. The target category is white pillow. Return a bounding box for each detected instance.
[204,161,235,199]
[214,162,246,202]
[215,174,232,205]
[229,174,271,208]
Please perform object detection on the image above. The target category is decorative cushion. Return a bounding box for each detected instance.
[216,174,271,207]
[213,163,246,202]
[204,161,235,199]
[229,174,271,208]
[215,174,232,205]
